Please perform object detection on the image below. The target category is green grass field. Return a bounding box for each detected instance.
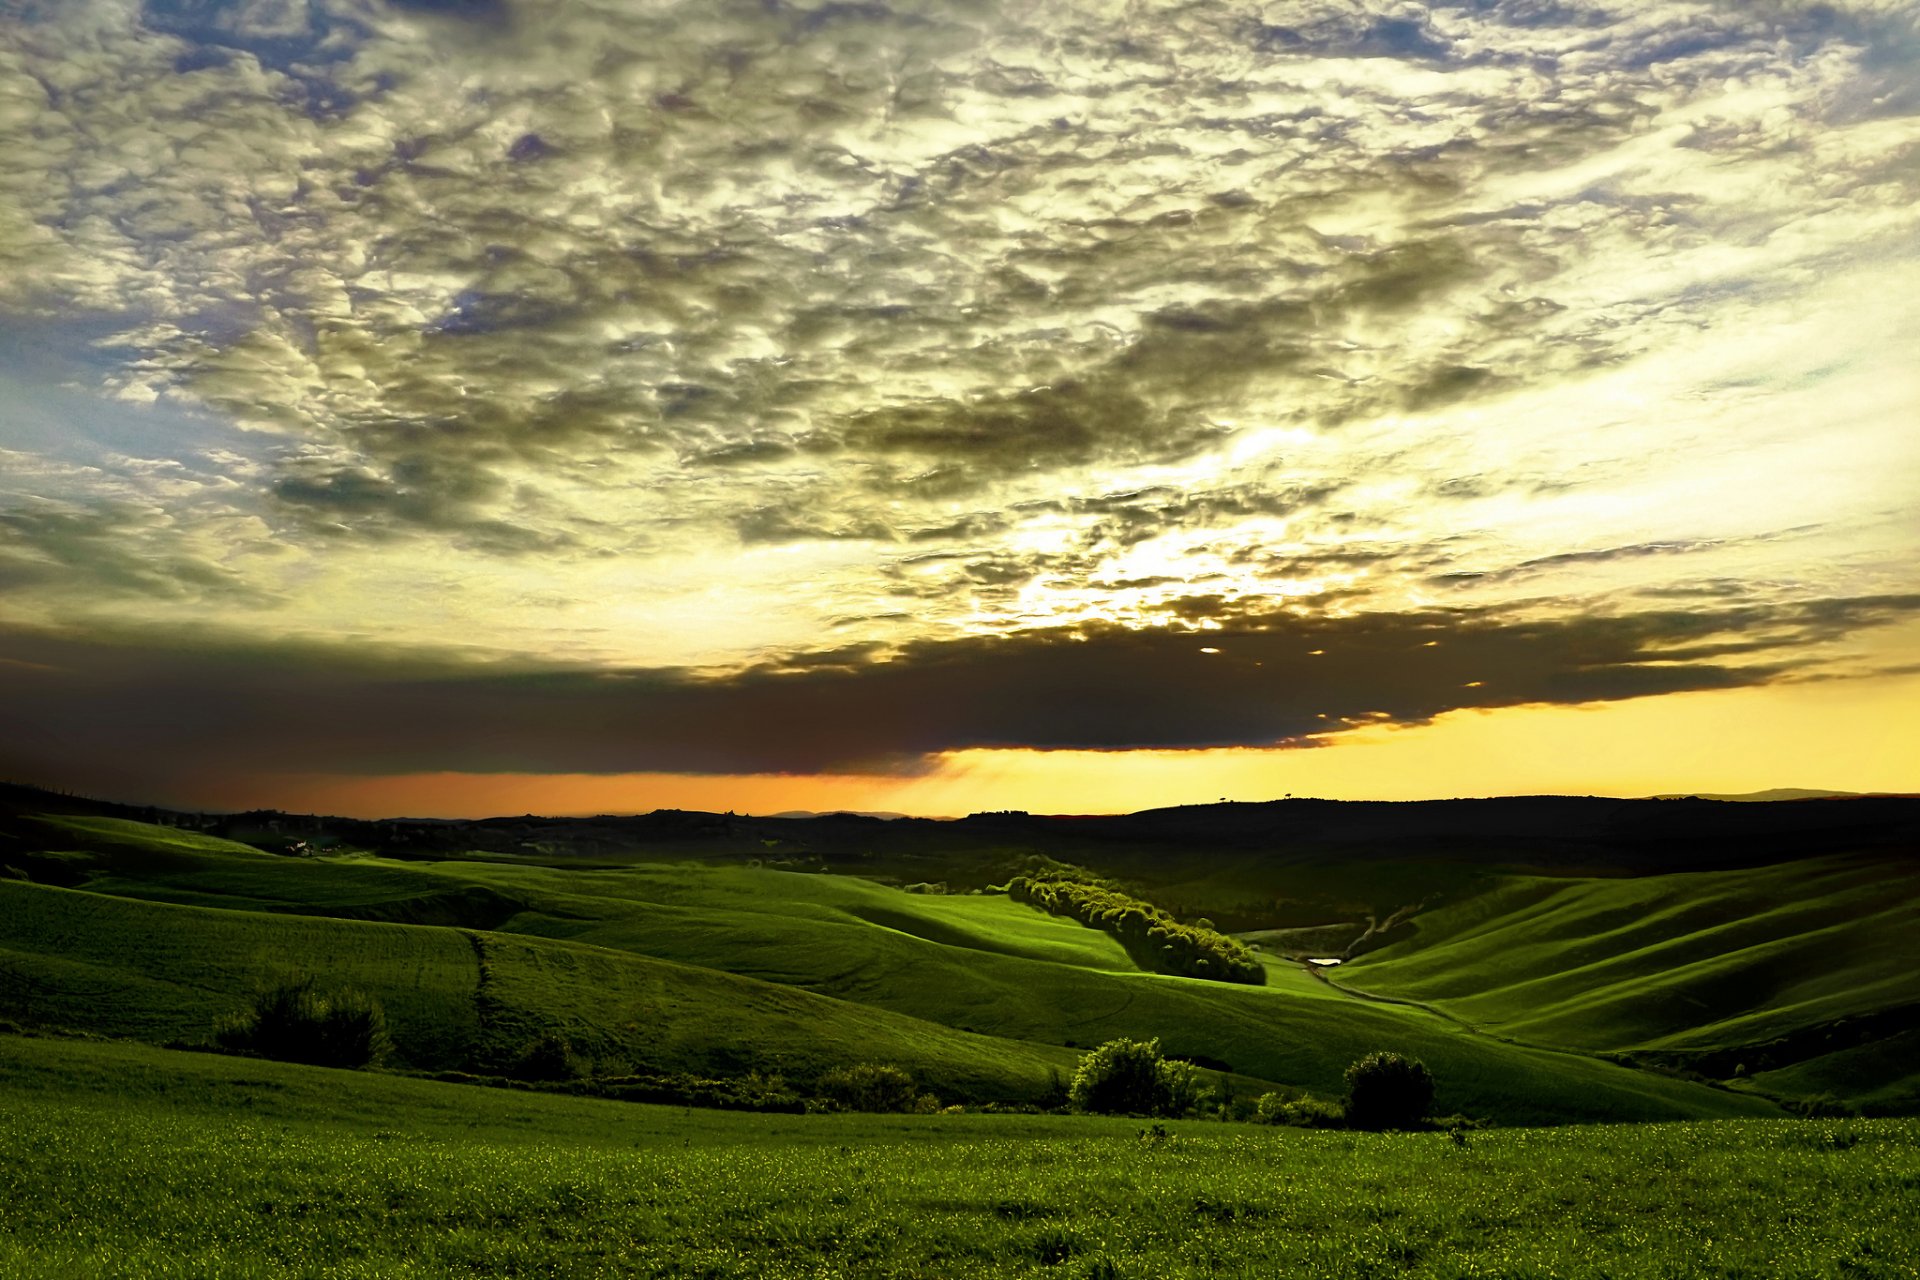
[0,810,1799,1124]
[1334,855,1920,1092]
[1,1035,1915,1280]
[6,802,1917,1119]
[3,797,1918,1276]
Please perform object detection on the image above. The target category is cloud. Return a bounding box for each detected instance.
[1431,538,1728,585]
[5,592,1917,794]
[0,493,280,607]
[0,0,1912,702]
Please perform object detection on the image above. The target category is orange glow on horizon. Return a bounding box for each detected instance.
[157,671,1920,820]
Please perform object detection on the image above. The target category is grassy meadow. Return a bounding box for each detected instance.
[1,816,1796,1123]
[1335,855,1920,1050]
[2,1035,1917,1280]
[3,792,1918,1275]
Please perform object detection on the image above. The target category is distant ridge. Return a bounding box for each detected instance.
[6,782,1917,875]
[767,810,911,821]
[1644,788,1896,802]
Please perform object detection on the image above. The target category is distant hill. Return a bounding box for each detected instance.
[1645,788,1919,802]
[767,810,912,820]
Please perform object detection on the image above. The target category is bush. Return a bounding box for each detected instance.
[1254,1091,1287,1123]
[1069,1038,1199,1116]
[1791,1093,1858,1119]
[598,1070,806,1113]
[1255,1092,1347,1128]
[817,1063,922,1112]
[508,1030,585,1082]
[215,977,388,1068]
[1159,1058,1203,1117]
[1344,1051,1435,1129]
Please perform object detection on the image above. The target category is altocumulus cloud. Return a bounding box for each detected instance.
[0,0,1917,774]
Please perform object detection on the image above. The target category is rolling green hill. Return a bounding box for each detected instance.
[1333,854,1920,1111]
[0,805,1788,1125]
[2,788,1914,1121]
[0,876,1079,1101]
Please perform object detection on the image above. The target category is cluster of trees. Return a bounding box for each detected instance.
[1008,874,1265,985]
[1069,1037,1438,1131]
[815,1063,942,1114]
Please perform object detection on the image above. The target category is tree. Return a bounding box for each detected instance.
[817,1063,921,1112]
[509,1029,584,1081]
[1343,1051,1434,1129]
[214,977,389,1068]
[1068,1037,1196,1116]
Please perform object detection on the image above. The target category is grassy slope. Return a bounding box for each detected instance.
[1336,855,1920,1052]
[0,879,483,1065]
[25,815,282,862]
[0,878,1076,1099]
[1,1035,1914,1280]
[439,864,1773,1124]
[0,814,1780,1124]
[1753,1030,1920,1112]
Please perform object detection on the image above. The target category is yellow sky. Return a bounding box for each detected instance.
[237,671,1919,819]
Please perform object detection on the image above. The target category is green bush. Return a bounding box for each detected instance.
[1792,1093,1858,1119]
[1159,1058,1203,1117]
[817,1063,922,1113]
[1069,1038,1199,1117]
[214,977,388,1069]
[1255,1091,1347,1128]
[598,1070,806,1113]
[508,1030,584,1082]
[1344,1052,1435,1130]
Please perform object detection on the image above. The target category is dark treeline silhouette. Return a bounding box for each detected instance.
[1009,872,1265,985]
[10,783,1916,881]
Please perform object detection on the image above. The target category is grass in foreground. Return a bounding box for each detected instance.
[1,1036,1915,1280]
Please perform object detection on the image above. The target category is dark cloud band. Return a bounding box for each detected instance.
[4,594,1914,794]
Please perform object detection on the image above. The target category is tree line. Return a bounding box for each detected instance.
[1007,872,1266,985]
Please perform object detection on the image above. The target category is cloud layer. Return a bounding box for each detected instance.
[1,0,1917,784]
[5,590,1917,791]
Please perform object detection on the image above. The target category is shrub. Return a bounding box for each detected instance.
[215,977,388,1068]
[509,1030,584,1082]
[1285,1096,1348,1128]
[1068,1038,1199,1116]
[598,1070,806,1113]
[1159,1058,1203,1117]
[1070,1038,1164,1114]
[1254,1091,1346,1128]
[1344,1051,1435,1129]
[1253,1091,1293,1124]
[817,1063,921,1112]
[1792,1093,1858,1119]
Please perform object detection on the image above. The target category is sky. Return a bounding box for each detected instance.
[1,0,1917,817]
